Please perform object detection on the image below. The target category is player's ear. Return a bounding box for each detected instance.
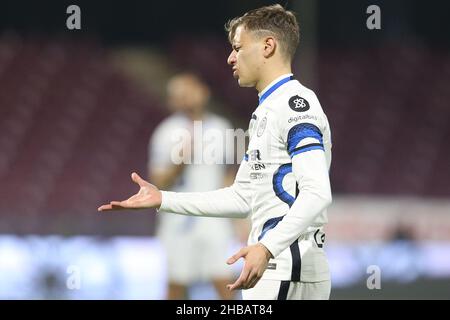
[263,37,276,58]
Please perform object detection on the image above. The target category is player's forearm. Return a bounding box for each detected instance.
[158,184,251,218]
[259,189,331,258]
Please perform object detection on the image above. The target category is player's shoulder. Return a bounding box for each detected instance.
[269,80,330,137]
[276,80,322,113]
[270,80,324,126]
[151,113,189,141]
[155,112,189,131]
[205,112,233,130]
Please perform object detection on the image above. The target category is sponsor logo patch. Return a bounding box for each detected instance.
[289,95,310,112]
[288,114,318,123]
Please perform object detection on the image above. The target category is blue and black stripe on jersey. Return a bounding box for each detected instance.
[287,123,324,158]
[272,163,295,207]
[258,215,302,282]
[258,215,285,241]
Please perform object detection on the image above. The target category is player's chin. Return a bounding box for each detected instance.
[237,78,254,88]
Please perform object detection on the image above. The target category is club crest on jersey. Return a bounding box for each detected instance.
[289,95,310,112]
[257,116,267,137]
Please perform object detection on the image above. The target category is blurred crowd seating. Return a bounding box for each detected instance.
[0,34,166,234]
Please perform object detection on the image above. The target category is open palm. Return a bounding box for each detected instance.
[97,172,162,211]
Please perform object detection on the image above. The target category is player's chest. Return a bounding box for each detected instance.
[247,109,283,161]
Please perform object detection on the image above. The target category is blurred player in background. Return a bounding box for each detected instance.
[149,72,241,300]
[99,4,332,300]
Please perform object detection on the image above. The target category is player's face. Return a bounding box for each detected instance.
[227,25,264,88]
[167,76,208,113]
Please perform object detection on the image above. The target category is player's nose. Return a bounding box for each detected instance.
[227,51,236,65]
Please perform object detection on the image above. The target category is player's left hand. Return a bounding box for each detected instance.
[226,243,273,291]
[97,172,162,211]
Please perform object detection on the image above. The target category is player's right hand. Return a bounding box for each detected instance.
[97,172,162,211]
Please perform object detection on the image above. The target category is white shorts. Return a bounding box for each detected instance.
[241,279,331,300]
[158,214,234,284]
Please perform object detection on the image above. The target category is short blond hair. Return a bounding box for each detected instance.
[225,4,300,61]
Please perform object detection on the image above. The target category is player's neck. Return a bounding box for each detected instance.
[256,64,292,94]
[186,109,204,121]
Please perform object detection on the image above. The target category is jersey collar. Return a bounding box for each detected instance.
[258,73,294,105]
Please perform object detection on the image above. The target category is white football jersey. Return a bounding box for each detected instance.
[243,74,332,281]
[160,74,333,282]
[150,112,232,193]
[150,112,234,233]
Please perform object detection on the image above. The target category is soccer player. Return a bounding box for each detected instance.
[99,4,332,300]
[149,72,238,299]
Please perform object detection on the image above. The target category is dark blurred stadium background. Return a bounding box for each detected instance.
[0,0,449,299]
